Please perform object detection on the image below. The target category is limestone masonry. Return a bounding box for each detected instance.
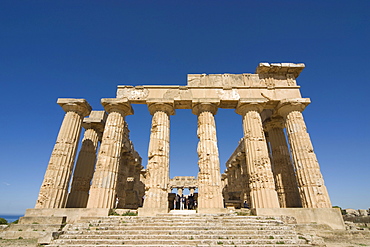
[28,62,342,228]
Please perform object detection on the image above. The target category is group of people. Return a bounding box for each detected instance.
[174,194,197,210]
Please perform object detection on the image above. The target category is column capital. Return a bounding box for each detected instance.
[264,117,285,131]
[82,111,107,141]
[235,98,267,115]
[147,102,175,115]
[192,103,218,115]
[57,98,92,117]
[276,98,311,118]
[101,98,133,116]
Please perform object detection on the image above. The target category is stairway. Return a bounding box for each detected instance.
[46,214,316,246]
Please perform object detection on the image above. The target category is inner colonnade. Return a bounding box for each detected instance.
[34,63,333,217]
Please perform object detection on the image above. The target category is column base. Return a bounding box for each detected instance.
[197,208,229,214]
[251,208,345,230]
[138,207,169,216]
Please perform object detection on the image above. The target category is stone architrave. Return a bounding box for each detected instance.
[35,99,92,208]
[236,100,280,208]
[87,98,133,209]
[141,102,174,215]
[264,117,302,208]
[192,103,224,213]
[277,99,332,208]
[66,111,107,208]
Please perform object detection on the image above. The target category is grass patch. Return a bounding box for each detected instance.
[122,211,138,216]
[235,211,249,216]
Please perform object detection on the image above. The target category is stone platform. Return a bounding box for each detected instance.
[45,214,317,246]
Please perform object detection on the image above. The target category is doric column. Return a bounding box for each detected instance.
[192,103,224,213]
[264,117,302,208]
[189,187,195,195]
[277,99,332,208]
[66,111,107,208]
[177,187,184,196]
[141,102,174,214]
[236,100,280,208]
[87,98,133,208]
[35,98,91,208]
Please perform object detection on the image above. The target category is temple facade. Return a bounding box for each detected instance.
[33,62,336,220]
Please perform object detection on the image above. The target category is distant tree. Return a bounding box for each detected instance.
[0,218,8,224]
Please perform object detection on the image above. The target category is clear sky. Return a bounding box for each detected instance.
[0,1,369,215]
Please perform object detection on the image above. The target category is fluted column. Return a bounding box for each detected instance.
[264,117,302,208]
[66,111,107,208]
[277,99,332,208]
[193,103,224,213]
[35,98,91,208]
[236,101,280,208]
[87,98,133,208]
[141,102,174,214]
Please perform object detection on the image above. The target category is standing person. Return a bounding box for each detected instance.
[180,195,185,210]
[115,195,119,209]
[174,194,179,209]
[175,194,180,209]
[188,194,194,210]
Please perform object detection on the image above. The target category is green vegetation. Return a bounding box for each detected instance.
[235,211,249,216]
[0,218,8,225]
[108,210,120,216]
[122,211,137,216]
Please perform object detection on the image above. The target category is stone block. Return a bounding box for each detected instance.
[24,208,110,223]
[19,216,66,225]
[138,207,169,216]
[359,209,368,216]
[345,208,360,216]
[252,208,345,230]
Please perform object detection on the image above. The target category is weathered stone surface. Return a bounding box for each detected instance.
[140,102,175,215]
[277,99,332,208]
[264,117,302,208]
[66,111,107,208]
[193,103,224,212]
[36,98,91,209]
[87,98,133,208]
[30,62,338,232]
[236,100,280,208]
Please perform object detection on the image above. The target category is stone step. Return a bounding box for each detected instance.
[79,215,279,221]
[66,223,287,229]
[64,225,293,232]
[80,219,283,225]
[45,215,316,246]
[47,245,312,247]
[60,229,296,236]
[49,238,309,245]
[6,224,63,231]
[58,233,300,240]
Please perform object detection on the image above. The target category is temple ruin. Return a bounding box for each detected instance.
[26,62,343,228]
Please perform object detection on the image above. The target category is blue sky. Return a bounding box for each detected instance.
[0,1,369,215]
